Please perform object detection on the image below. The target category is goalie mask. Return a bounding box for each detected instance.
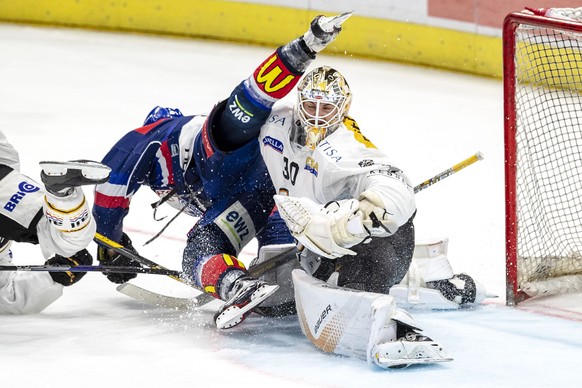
[293,66,352,149]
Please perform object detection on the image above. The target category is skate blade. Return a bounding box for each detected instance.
[376,355,453,369]
[215,284,279,329]
[40,161,111,180]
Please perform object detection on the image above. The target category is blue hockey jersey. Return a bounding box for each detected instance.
[93,108,271,243]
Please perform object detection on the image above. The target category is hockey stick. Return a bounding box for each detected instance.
[94,232,189,284]
[95,231,299,308]
[94,232,298,281]
[2,240,295,278]
[0,264,180,276]
[413,152,484,194]
[106,152,484,308]
[117,246,299,309]
[93,232,215,307]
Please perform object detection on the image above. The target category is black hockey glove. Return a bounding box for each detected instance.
[45,248,93,286]
[97,233,141,284]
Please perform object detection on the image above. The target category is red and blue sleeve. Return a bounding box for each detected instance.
[92,127,161,241]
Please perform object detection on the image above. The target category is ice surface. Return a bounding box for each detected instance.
[1,24,581,387]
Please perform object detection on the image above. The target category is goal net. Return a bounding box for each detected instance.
[504,8,582,305]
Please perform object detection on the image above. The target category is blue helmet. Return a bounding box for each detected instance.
[143,106,184,126]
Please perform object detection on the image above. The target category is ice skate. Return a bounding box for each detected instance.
[372,330,453,368]
[214,277,279,329]
[426,273,487,305]
[390,238,488,309]
[40,160,111,194]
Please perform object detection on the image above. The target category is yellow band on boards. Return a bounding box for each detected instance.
[0,0,502,78]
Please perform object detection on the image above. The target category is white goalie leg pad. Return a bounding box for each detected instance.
[293,269,451,368]
[389,285,461,310]
[293,268,390,360]
[37,187,95,258]
[366,297,398,362]
[410,238,454,282]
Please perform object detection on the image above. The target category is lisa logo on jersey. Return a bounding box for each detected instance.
[305,156,319,177]
[318,140,342,162]
[263,136,284,153]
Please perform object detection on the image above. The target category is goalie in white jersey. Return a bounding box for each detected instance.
[0,129,110,314]
[204,12,486,367]
[261,66,417,291]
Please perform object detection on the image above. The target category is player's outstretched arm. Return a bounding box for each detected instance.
[212,12,353,151]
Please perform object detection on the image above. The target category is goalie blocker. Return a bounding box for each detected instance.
[292,269,452,368]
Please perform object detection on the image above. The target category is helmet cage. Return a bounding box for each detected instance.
[296,67,352,148]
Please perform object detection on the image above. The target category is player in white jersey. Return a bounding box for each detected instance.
[0,129,110,314]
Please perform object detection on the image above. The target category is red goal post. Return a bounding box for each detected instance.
[504,8,582,306]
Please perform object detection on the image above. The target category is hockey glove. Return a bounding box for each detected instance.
[45,248,93,286]
[97,233,141,284]
[358,190,400,237]
[274,195,369,259]
[302,11,353,54]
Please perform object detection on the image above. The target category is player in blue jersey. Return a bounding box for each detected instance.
[92,13,353,328]
[93,106,294,327]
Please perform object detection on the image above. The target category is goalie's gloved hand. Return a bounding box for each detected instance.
[302,11,353,53]
[97,233,141,284]
[358,190,400,237]
[45,248,93,286]
[274,195,369,259]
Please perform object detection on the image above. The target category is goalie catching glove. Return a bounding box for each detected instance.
[274,195,369,259]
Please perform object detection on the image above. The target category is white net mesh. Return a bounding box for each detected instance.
[512,10,582,296]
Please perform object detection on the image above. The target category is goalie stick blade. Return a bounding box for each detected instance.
[320,11,354,30]
[116,283,215,309]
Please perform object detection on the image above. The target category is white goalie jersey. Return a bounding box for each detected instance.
[258,102,416,232]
